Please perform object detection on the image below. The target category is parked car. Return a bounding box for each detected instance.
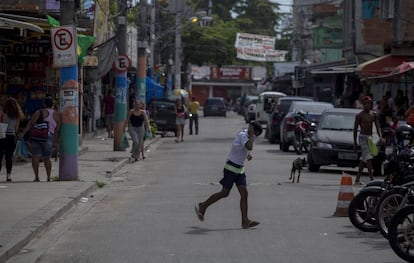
[255,91,287,125]
[266,96,313,144]
[148,99,177,137]
[244,96,258,123]
[307,108,380,172]
[204,97,226,117]
[279,101,334,152]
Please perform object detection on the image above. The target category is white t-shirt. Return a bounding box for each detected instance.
[227,129,254,166]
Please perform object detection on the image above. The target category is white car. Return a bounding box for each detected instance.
[255,91,286,125]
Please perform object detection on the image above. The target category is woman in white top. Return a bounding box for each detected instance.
[0,98,24,182]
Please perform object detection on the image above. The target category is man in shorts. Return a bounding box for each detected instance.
[102,89,115,138]
[194,121,263,229]
[353,96,383,185]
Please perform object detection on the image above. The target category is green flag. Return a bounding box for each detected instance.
[77,34,96,65]
[46,15,60,27]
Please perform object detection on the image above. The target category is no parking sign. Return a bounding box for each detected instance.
[114,55,131,72]
[51,25,77,67]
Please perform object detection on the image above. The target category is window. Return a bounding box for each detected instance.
[381,0,395,19]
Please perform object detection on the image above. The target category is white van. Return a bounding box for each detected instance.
[255,91,287,125]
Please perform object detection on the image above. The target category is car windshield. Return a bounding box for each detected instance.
[207,99,223,106]
[319,113,355,130]
[291,103,333,113]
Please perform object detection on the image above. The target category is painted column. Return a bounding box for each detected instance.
[137,47,146,103]
[59,70,79,180]
[57,0,78,180]
[113,0,128,151]
[114,70,128,151]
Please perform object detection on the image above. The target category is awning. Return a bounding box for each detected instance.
[311,64,357,75]
[356,54,410,78]
[191,81,255,87]
[0,16,44,33]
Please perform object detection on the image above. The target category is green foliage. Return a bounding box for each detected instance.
[127,4,140,25]
[182,18,239,65]
[149,118,158,135]
[182,0,284,66]
[95,180,106,188]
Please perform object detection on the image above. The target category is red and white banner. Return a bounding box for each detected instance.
[236,47,288,62]
[210,66,252,80]
[235,32,287,62]
[235,33,275,49]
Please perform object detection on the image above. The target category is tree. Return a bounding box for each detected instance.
[182,18,239,65]
[182,0,285,66]
[233,0,281,36]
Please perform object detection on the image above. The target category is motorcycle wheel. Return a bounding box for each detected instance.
[293,131,303,154]
[348,191,381,232]
[376,189,405,240]
[303,138,309,153]
[388,206,414,263]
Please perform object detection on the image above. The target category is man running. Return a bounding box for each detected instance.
[194,121,263,229]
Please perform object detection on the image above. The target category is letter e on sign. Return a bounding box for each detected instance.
[114,55,131,72]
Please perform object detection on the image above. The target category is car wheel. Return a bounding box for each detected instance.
[268,131,277,144]
[281,139,289,152]
[307,154,320,172]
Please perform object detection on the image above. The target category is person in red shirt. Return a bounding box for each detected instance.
[102,89,115,138]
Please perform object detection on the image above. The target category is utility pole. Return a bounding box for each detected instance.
[137,1,148,103]
[113,0,128,151]
[59,0,79,180]
[174,0,183,90]
[149,1,155,70]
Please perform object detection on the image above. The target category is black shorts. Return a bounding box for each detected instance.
[219,160,247,190]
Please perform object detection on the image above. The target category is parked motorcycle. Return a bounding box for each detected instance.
[388,191,414,262]
[292,115,315,155]
[348,125,414,233]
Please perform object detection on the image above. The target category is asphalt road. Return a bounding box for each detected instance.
[8,112,404,263]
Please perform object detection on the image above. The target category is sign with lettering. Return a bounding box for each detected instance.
[114,55,131,72]
[51,26,77,67]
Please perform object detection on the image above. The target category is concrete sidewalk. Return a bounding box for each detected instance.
[0,133,160,263]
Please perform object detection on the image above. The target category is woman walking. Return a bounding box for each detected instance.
[22,97,60,182]
[174,98,187,143]
[125,100,150,162]
[0,98,24,182]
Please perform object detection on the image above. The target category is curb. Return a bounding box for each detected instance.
[0,183,96,263]
[0,135,161,263]
[104,135,161,178]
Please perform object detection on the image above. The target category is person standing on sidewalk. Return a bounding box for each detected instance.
[22,97,60,182]
[194,121,263,229]
[174,98,187,142]
[187,96,200,135]
[0,98,24,182]
[125,100,150,162]
[353,96,383,185]
[102,89,115,138]
[140,101,150,159]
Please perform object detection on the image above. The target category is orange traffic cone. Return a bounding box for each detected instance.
[334,172,355,217]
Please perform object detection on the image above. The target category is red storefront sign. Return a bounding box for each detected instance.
[210,66,252,80]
